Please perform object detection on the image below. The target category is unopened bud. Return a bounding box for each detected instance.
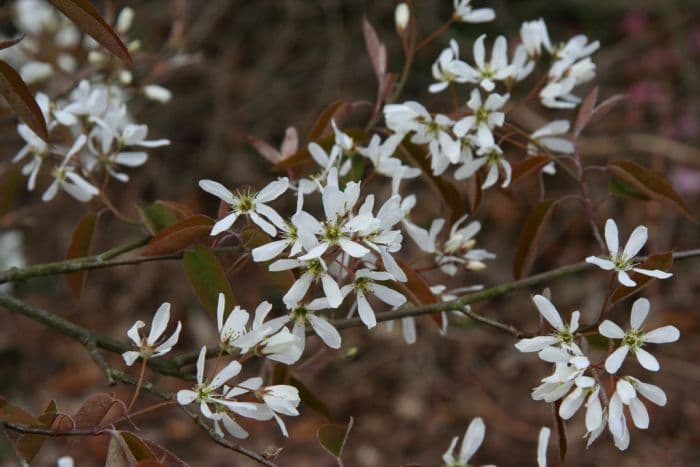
[88,50,106,65]
[463,239,477,250]
[119,70,133,85]
[395,3,410,34]
[117,7,135,34]
[467,261,486,271]
[143,85,173,104]
[128,40,142,53]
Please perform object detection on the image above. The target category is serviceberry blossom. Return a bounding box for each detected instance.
[531,343,590,403]
[606,376,666,450]
[515,295,580,352]
[454,89,508,148]
[341,269,407,329]
[558,377,603,434]
[539,76,580,109]
[286,298,342,350]
[586,219,673,286]
[520,18,552,58]
[271,257,343,309]
[429,40,473,93]
[357,134,420,180]
[260,385,301,437]
[452,0,495,24]
[122,302,182,366]
[442,417,487,467]
[199,177,289,237]
[527,120,574,175]
[464,34,512,92]
[599,297,680,373]
[455,144,512,189]
[43,135,100,203]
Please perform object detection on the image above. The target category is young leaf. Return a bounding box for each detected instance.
[401,142,465,224]
[0,396,37,425]
[183,245,236,317]
[71,393,118,429]
[511,156,553,184]
[139,439,189,467]
[574,86,598,138]
[362,16,386,81]
[607,161,694,221]
[140,202,187,235]
[120,432,156,461]
[318,417,354,459]
[142,215,214,256]
[106,435,132,467]
[608,177,651,201]
[0,60,49,143]
[47,0,132,64]
[17,400,58,463]
[611,252,673,304]
[65,212,98,299]
[513,200,557,279]
[590,94,625,122]
[306,100,348,144]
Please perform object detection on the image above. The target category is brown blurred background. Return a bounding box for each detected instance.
[1,0,700,465]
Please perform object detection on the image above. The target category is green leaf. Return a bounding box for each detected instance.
[17,400,57,463]
[121,432,156,461]
[183,245,236,316]
[0,167,22,217]
[0,59,49,143]
[318,417,353,459]
[513,200,557,280]
[401,142,465,224]
[65,213,98,299]
[47,0,132,64]
[608,177,651,201]
[142,215,214,256]
[141,201,180,235]
[607,161,694,221]
[290,376,333,421]
[611,252,673,304]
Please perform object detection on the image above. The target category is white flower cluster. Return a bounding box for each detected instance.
[515,262,679,451]
[441,416,551,467]
[384,16,598,188]
[4,1,172,204]
[121,297,302,439]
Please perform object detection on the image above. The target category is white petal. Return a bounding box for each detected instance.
[617,270,636,287]
[514,336,559,352]
[147,302,171,345]
[459,417,485,463]
[533,295,564,331]
[630,297,650,330]
[199,179,235,204]
[598,320,625,339]
[250,212,277,237]
[585,256,615,270]
[622,225,647,258]
[632,267,673,279]
[283,273,314,309]
[629,397,649,429]
[252,240,290,262]
[196,346,207,384]
[176,390,197,406]
[321,274,343,308]
[308,315,341,349]
[604,219,619,256]
[369,283,407,308]
[643,325,680,344]
[338,238,370,258]
[635,347,660,371]
[211,361,242,389]
[255,177,289,203]
[356,291,377,329]
[211,212,239,236]
[604,345,629,374]
[122,351,140,366]
[537,427,550,467]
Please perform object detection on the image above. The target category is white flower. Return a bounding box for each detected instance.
[270,256,343,308]
[122,302,182,366]
[558,378,602,433]
[43,135,100,203]
[464,34,512,92]
[607,376,666,450]
[531,344,590,403]
[341,269,407,329]
[429,40,475,93]
[454,89,508,147]
[586,219,673,287]
[515,295,581,353]
[599,297,680,373]
[199,177,289,237]
[261,385,300,437]
[455,144,511,189]
[453,0,495,23]
[442,417,487,467]
[395,3,410,32]
[257,327,304,365]
[357,134,420,180]
[507,44,535,82]
[554,34,600,63]
[528,120,574,175]
[288,298,342,350]
[537,426,550,467]
[176,347,259,420]
[520,19,552,57]
[539,76,579,109]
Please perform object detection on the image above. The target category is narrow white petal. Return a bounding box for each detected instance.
[643,325,680,344]
[622,225,647,258]
[617,270,636,287]
[459,417,485,463]
[635,347,660,371]
[199,180,235,204]
[211,212,239,236]
[598,320,625,339]
[211,361,242,389]
[630,297,650,330]
[604,219,619,256]
[533,295,564,331]
[585,256,614,270]
[147,302,171,345]
[537,427,550,467]
[604,345,629,374]
[308,315,341,349]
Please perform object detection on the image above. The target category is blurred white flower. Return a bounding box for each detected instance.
[442,417,488,466]
[453,0,495,23]
[122,302,182,366]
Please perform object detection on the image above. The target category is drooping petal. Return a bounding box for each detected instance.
[537,427,550,467]
[121,351,140,366]
[356,290,377,329]
[617,270,636,287]
[629,398,649,429]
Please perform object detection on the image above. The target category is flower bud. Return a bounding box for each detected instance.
[117,7,135,34]
[143,85,173,104]
[467,261,486,271]
[395,3,409,35]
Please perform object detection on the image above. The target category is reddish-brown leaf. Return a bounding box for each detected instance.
[121,432,156,461]
[574,86,598,138]
[17,400,57,463]
[142,215,214,256]
[305,100,348,144]
[0,60,49,143]
[65,213,98,299]
[511,155,553,184]
[362,16,386,80]
[249,135,282,164]
[0,396,37,425]
[72,393,118,429]
[402,142,465,224]
[0,35,25,51]
[513,200,557,279]
[140,439,189,467]
[47,0,132,64]
[611,252,673,304]
[591,94,625,122]
[607,160,694,221]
